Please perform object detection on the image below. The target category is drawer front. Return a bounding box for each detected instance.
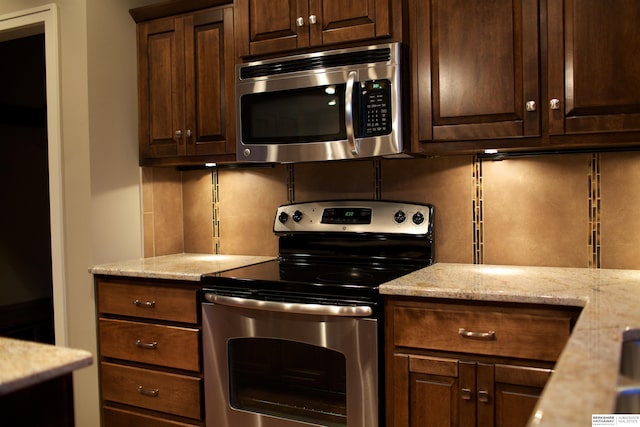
[98,281,197,323]
[101,362,201,420]
[103,406,199,427]
[99,318,200,371]
[393,306,573,361]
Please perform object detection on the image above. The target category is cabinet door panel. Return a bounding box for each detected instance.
[238,0,307,56]
[411,373,459,427]
[414,0,539,142]
[548,0,640,134]
[185,8,235,156]
[311,0,386,46]
[495,383,541,427]
[138,19,185,158]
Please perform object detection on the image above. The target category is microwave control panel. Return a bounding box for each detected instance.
[360,79,392,137]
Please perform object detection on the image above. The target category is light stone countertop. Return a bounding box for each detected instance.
[89,253,275,281]
[0,337,93,395]
[379,262,640,427]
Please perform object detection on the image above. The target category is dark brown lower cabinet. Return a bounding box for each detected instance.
[404,355,550,427]
[386,297,579,427]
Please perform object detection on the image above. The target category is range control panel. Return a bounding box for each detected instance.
[274,200,434,235]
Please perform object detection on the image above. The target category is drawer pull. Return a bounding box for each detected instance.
[133,299,156,308]
[461,388,472,400]
[137,385,159,397]
[458,328,496,340]
[478,390,490,403]
[135,339,158,350]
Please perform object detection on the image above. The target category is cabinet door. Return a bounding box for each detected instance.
[236,0,309,57]
[411,0,540,144]
[406,355,463,427]
[494,364,551,427]
[137,18,185,159]
[184,7,235,156]
[547,0,640,135]
[308,0,390,46]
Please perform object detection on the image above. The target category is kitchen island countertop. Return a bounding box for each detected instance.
[89,253,275,281]
[0,337,92,395]
[380,262,640,427]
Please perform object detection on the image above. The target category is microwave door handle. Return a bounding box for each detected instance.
[345,71,358,156]
[205,293,373,317]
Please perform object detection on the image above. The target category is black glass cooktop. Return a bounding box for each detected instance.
[201,259,423,303]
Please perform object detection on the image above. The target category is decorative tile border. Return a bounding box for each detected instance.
[287,164,295,203]
[472,156,484,264]
[588,153,601,268]
[211,169,221,254]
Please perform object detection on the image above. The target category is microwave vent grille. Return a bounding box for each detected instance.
[240,47,392,80]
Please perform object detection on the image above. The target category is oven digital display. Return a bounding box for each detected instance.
[321,208,372,224]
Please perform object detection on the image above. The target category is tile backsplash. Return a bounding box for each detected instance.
[142,150,640,270]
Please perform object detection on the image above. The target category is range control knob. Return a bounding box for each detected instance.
[278,212,289,224]
[413,212,425,225]
[394,210,406,224]
[292,210,303,222]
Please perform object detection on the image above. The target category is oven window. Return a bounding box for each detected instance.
[240,85,347,144]
[228,337,347,426]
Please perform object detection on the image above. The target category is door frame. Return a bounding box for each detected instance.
[0,4,67,345]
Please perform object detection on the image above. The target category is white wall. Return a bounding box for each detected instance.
[0,0,156,425]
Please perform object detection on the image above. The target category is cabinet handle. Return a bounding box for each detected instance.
[186,129,192,138]
[175,129,183,139]
[135,339,158,350]
[549,98,561,110]
[478,390,490,403]
[525,100,537,112]
[137,385,159,397]
[132,299,156,308]
[458,328,496,340]
[296,16,304,27]
[309,15,317,25]
[461,388,472,400]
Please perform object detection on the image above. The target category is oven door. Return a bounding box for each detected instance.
[202,294,379,427]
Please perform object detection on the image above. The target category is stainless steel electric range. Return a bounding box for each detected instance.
[201,200,435,427]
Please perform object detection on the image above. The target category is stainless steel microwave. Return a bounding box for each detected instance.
[236,43,403,163]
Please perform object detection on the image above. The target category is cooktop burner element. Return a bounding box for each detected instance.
[201,200,434,308]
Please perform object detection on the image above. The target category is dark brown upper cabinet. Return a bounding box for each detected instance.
[136,5,236,166]
[409,0,541,153]
[235,0,393,58]
[546,0,640,140]
[410,0,640,155]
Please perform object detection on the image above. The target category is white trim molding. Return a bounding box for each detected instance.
[0,5,68,346]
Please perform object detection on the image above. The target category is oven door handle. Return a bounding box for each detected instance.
[204,293,373,317]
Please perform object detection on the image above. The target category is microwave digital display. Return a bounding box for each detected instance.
[359,79,392,137]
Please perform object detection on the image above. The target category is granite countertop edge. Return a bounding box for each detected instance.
[380,262,640,427]
[89,253,276,281]
[0,337,93,396]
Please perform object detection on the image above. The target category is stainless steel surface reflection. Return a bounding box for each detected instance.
[202,300,379,427]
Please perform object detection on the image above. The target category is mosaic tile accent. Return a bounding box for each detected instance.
[472,156,484,264]
[212,169,221,254]
[374,159,383,200]
[287,164,295,203]
[588,153,601,268]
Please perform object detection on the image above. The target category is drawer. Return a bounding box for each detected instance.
[101,362,202,420]
[97,280,197,323]
[99,318,200,371]
[392,303,575,361]
[103,406,199,427]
